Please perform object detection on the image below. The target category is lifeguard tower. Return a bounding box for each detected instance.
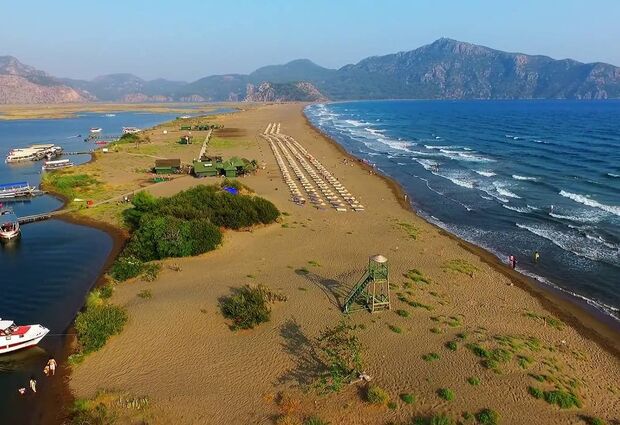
[342,254,391,313]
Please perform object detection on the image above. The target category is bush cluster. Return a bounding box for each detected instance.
[122,185,279,262]
[74,300,127,354]
[366,385,389,405]
[220,285,272,330]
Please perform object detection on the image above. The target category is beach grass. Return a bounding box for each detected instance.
[74,292,128,355]
[437,388,455,401]
[400,393,415,404]
[366,385,389,405]
[441,259,478,276]
[219,285,272,330]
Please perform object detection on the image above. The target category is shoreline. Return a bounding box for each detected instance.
[302,107,620,358]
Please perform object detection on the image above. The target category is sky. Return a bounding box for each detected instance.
[2,0,620,82]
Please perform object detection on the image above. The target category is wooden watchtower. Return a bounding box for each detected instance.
[343,254,391,313]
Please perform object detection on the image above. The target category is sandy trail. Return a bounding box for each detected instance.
[70,103,620,424]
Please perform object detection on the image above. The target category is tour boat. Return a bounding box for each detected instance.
[5,144,62,163]
[0,182,36,199]
[90,127,103,134]
[0,208,20,240]
[122,127,140,134]
[42,159,74,171]
[0,319,49,355]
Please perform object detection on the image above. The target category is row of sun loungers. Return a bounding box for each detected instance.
[263,134,306,205]
[263,123,364,212]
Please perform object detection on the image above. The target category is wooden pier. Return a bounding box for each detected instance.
[17,210,66,224]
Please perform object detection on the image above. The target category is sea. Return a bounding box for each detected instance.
[0,110,204,423]
[306,100,620,323]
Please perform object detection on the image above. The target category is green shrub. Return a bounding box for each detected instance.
[387,401,397,410]
[219,285,271,330]
[422,352,440,362]
[400,393,415,404]
[99,284,113,299]
[430,414,454,425]
[74,304,127,354]
[467,376,480,386]
[304,417,329,425]
[446,341,458,351]
[587,418,606,425]
[109,255,145,281]
[388,325,402,334]
[141,263,161,282]
[366,385,389,405]
[437,388,455,401]
[466,343,490,358]
[316,320,362,393]
[543,389,582,409]
[528,386,544,399]
[475,408,500,425]
[396,309,409,317]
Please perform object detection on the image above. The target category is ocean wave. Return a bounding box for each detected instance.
[502,204,531,213]
[480,195,494,201]
[493,182,521,199]
[526,204,540,211]
[559,190,620,217]
[475,170,496,177]
[607,173,620,178]
[549,211,604,223]
[516,223,620,266]
[512,174,539,181]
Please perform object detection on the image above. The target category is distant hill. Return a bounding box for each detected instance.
[0,56,92,103]
[2,39,620,103]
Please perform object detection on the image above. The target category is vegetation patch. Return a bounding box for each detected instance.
[445,341,458,351]
[304,416,329,425]
[523,311,564,330]
[400,393,415,404]
[388,324,403,334]
[122,186,279,262]
[422,352,440,362]
[467,376,481,386]
[441,259,478,276]
[398,294,433,311]
[437,388,455,401]
[396,221,420,239]
[42,172,101,200]
[475,408,500,425]
[219,284,284,330]
[70,390,151,425]
[528,386,582,409]
[404,269,431,284]
[73,291,127,357]
[137,289,152,299]
[315,320,363,393]
[366,385,389,405]
[395,309,410,318]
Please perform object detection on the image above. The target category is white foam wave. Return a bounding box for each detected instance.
[493,182,521,199]
[559,190,620,217]
[512,174,538,181]
[475,170,496,177]
[549,210,605,223]
[502,204,531,213]
[516,223,619,265]
[608,173,620,178]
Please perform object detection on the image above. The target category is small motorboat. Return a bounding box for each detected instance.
[0,208,20,240]
[122,127,140,134]
[0,319,49,355]
[42,159,74,171]
[90,127,103,134]
[0,182,36,199]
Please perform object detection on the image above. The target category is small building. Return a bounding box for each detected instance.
[154,158,181,174]
[193,160,220,177]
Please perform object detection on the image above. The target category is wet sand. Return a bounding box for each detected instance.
[67,103,620,424]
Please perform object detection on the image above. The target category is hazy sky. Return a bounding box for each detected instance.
[3,0,619,81]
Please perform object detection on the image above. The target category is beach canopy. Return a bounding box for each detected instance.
[223,187,238,195]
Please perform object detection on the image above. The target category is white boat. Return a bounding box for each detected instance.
[0,181,37,199]
[5,144,62,163]
[0,208,20,240]
[90,127,103,134]
[104,113,116,117]
[122,127,141,134]
[42,159,74,171]
[0,319,49,355]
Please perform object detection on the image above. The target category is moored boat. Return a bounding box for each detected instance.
[122,126,141,134]
[90,127,103,134]
[5,144,62,163]
[0,319,49,355]
[42,159,74,171]
[0,182,36,199]
[0,208,20,240]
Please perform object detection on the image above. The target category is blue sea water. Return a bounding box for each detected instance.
[306,100,620,321]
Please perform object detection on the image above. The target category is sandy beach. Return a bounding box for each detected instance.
[65,103,619,424]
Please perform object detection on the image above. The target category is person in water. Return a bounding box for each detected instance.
[29,377,37,393]
[47,357,57,376]
[533,251,540,263]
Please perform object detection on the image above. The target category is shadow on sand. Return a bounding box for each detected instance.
[277,318,325,387]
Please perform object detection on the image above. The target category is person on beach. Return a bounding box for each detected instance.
[18,388,26,395]
[48,357,57,376]
[29,377,37,393]
[43,365,50,376]
[509,255,516,269]
[533,251,540,263]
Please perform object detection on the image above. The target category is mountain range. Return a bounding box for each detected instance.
[1,38,619,104]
